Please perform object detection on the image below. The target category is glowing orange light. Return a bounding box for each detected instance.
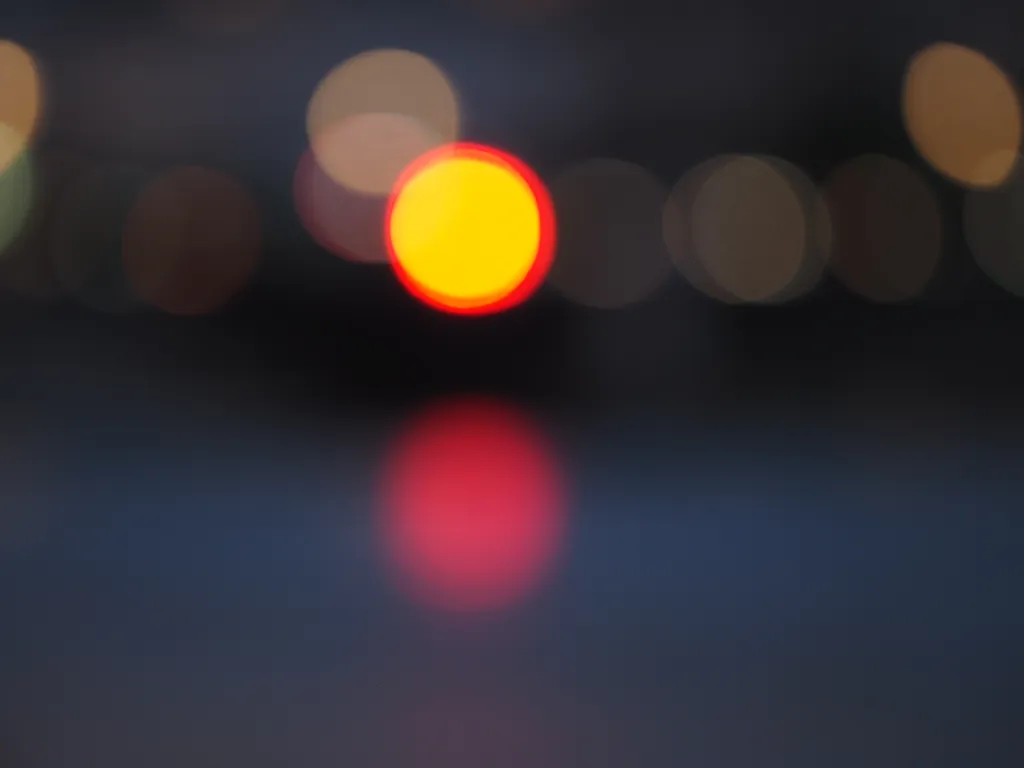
[385,143,555,315]
[378,399,568,613]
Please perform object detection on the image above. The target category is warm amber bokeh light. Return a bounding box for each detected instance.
[0,40,43,175]
[903,42,1022,188]
[386,143,555,315]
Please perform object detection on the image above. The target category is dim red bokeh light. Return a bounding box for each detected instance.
[378,399,567,613]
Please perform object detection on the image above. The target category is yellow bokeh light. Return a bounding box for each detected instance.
[903,42,1022,188]
[386,144,554,314]
[0,40,43,175]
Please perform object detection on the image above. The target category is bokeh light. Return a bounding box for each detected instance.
[903,42,1022,189]
[963,167,1024,296]
[386,143,555,315]
[52,165,144,313]
[824,154,942,302]
[0,40,43,175]
[293,148,389,264]
[0,127,34,260]
[311,113,443,197]
[759,156,833,302]
[123,166,261,316]
[662,155,741,303]
[0,149,82,303]
[547,158,672,309]
[378,398,568,613]
[306,49,459,194]
[687,155,813,303]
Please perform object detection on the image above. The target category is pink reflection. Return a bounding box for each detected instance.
[293,149,390,264]
[378,398,568,613]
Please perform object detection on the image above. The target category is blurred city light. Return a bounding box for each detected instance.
[547,158,672,309]
[122,166,261,316]
[386,143,554,315]
[377,398,568,613]
[687,155,812,303]
[824,154,942,302]
[0,129,34,260]
[311,113,443,198]
[293,148,390,264]
[758,156,832,302]
[963,167,1024,296]
[903,42,1021,189]
[306,49,459,195]
[0,40,42,176]
[0,150,87,303]
[662,155,741,303]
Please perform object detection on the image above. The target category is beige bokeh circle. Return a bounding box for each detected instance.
[688,155,810,303]
[312,113,443,196]
[663,155,740,303]
[306,50,459,194]
[757,155,832,302]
